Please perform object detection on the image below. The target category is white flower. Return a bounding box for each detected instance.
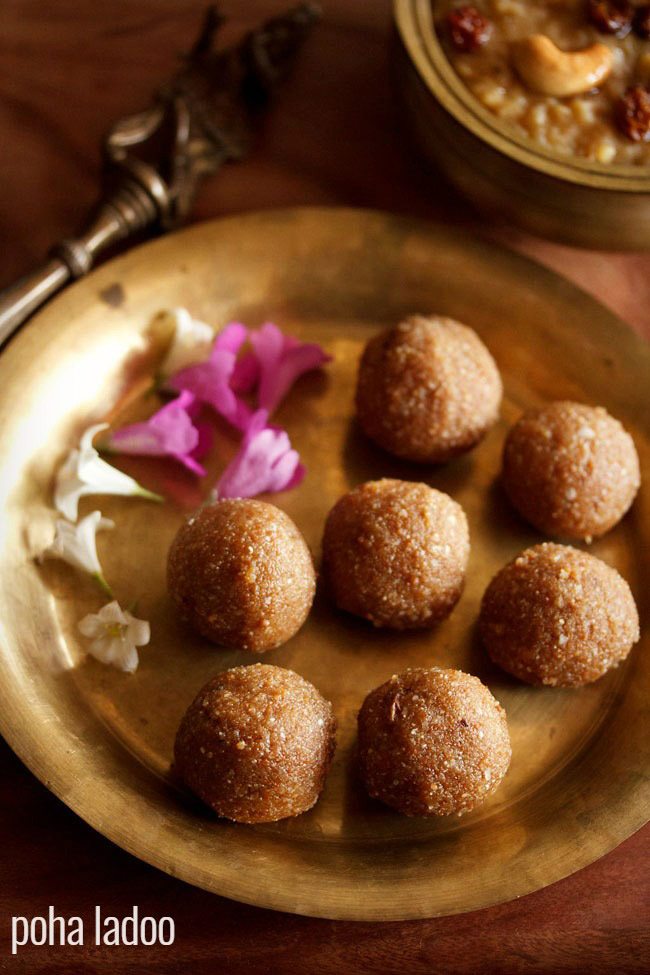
[78,600,150,673]
[42,510,114,594]
[158,307,213,377]
[54,423,162,521]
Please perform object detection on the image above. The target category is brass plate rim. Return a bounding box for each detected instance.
[0,206,648,921]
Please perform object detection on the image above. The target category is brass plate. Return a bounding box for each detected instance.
[0,208,647,921]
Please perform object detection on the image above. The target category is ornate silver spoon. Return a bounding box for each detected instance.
[0,3,320,347]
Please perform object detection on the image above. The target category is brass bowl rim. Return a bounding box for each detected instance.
[394,0,650,192]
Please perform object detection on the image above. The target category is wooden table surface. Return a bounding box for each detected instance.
[0,2,648,972]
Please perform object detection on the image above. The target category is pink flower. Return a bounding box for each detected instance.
[214,409,305,500]
[106,391,212,476]
[249,322,331,413]
[167,322,252,430]
[230,351,259,394]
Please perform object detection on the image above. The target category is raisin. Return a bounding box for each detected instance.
[587,0,633,37]
[615,85,650,142]
[446,6,493,53]
[633,4,650,39]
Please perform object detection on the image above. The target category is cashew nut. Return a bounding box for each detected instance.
[511,34,613,98]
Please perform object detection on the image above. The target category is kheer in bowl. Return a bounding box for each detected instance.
[437,0,650,165]
[394,0,650,247]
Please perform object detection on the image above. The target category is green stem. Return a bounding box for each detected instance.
[93,572,114,599]
[136,487,165,504]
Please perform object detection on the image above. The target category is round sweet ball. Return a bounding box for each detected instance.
[357,668,511,817]
[480,543,639,687]
[167,499,315,652]
[355,315,502,463]
[174,664,337,823]
[322,479,469,629]
[502,401,640,541]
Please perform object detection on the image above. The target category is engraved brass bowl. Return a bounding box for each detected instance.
[394,0,650,249]
[0,208,648,920]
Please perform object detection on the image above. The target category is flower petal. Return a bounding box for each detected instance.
[81,422,110,452]
[76,511,114,575]
[87,634,119,665]
[76,453,149,493]
[53,451,85,521]
[249,322,330,414]
[191,419,213,462]
[230,351,259,394]
[96,600,127,625]
[78,600,149,673]
[125,616,151,647]
[107,424,166,455]
[55,424,161,520]
[177,452,208,476]
[168,328,252,431]
[119,644,140,674]
[106,391,208,476]
[159,308,214,377]
[78,614,104,638]
[44,511,113,576]
[214,409,305,500]
[267,447,305,492]
[214,321,248,355]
